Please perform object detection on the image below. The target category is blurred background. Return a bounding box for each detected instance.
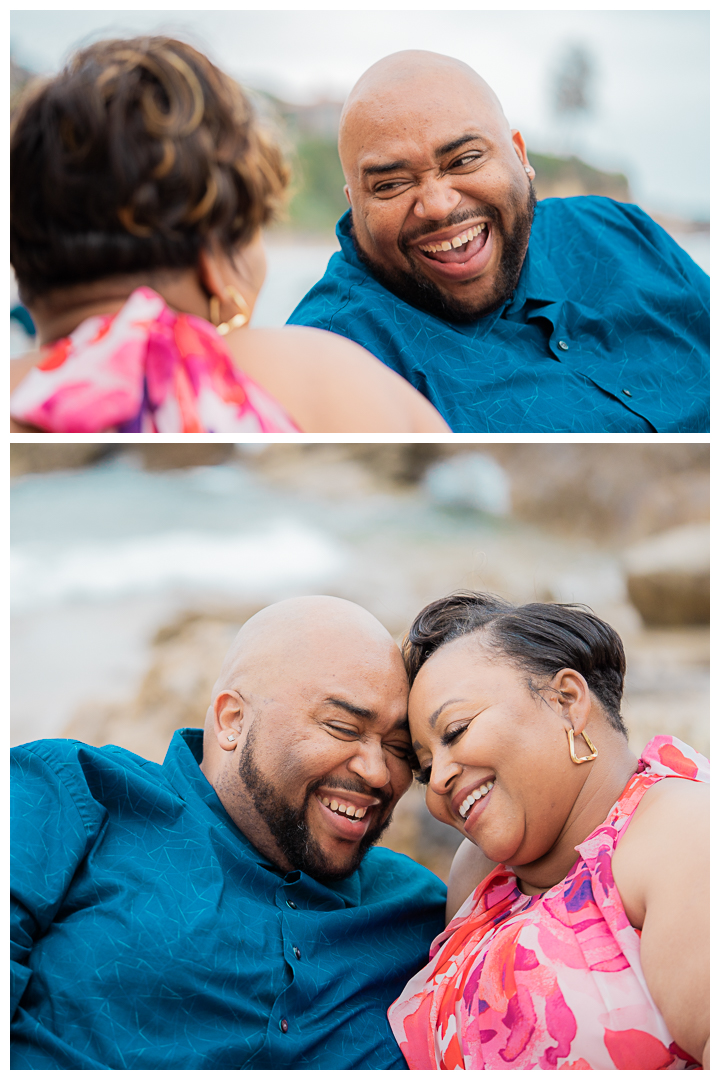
[11,442,709,880]
[10,10,709,353]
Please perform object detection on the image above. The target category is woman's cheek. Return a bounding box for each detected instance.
[425,787,459,831]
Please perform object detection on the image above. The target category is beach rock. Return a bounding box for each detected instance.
[622,523,709,626]
[10,443,111,476]
[423,452,511,515]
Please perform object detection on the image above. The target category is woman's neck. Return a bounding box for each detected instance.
[512,734,639,895]
[27,270,209,346]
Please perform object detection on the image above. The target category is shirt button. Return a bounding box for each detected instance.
[293,946,301,960]
[280,1018,289,1034]
[622,388,632,397]
[557,340,569,351]
[286,899,297,909]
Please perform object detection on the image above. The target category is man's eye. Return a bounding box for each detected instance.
[385,742,413,760]
[374,180,410,195]
[327,725,357,740]
[449,153,482,169]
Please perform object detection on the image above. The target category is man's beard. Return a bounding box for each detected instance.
[352,181,537,324]
[237,724,394,883]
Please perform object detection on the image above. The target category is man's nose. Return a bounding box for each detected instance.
[413,176,462,221]
[348,740,391,790]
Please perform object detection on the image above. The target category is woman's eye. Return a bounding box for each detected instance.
[441,723,469,746]
[414,764,432,786]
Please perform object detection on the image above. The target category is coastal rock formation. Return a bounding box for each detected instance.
[623,523,710,626]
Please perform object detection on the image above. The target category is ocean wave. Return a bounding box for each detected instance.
[11,520,346,610]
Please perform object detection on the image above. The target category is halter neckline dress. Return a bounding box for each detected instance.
[388,735,708,1070]
[10,287,300,434]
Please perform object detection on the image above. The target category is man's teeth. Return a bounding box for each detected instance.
[459,781,494,818]
[419,223,486,254]
[320,797,367,819]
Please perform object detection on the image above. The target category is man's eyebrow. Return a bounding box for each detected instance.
[428,698,464,728]
[362,159,411,177]
[435,133,483,158]
[324,697,376,720]
[362,134,482,179]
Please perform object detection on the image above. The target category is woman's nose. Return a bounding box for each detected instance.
[429,753,461,797]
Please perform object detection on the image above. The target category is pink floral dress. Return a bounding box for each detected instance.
[388,736,708,1070]
[9,287,300,433]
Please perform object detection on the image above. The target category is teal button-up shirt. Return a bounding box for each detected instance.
[288,198,709,433]
[11,730,446,1069]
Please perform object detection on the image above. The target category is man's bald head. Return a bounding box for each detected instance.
[208,595,401,715]
[339,51,508,182]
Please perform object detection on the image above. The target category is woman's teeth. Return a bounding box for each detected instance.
[320,797,367,819]
[459,781,494,818]
[419,223,486,254]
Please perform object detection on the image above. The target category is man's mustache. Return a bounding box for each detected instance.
[307,775,392,808]
[400,205,501,251]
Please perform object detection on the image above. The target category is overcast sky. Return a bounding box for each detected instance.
[10,10,709,219]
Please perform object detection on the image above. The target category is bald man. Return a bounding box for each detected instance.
[288,51,709,434]
[11,597,446,1070]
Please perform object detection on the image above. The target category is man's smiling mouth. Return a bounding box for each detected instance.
[319,796,368,819]
[418,223,487,258]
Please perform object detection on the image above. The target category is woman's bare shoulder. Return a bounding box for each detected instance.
[612,777,708,927]
[11,350,44,393]
[226,326,450,433]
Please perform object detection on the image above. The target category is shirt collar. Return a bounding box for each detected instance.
[162,728,362,907]
[336,208,566,319]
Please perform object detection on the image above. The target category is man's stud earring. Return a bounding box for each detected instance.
[525,166,532,174]
[226,733,236,743]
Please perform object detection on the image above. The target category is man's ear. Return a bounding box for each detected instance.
[510,129,535,181]
[212,689,245,751]
[548,668,592,735]
[344,184,352,207]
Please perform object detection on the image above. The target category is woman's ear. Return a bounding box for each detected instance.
[549,668,592,734]
[196,245,227,303]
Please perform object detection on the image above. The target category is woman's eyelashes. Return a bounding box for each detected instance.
[415,764,433,786]
[441,722,470,746]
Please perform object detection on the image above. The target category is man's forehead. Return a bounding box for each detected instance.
[346,93,503,179]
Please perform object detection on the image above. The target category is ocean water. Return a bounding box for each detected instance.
[11,453,635,744]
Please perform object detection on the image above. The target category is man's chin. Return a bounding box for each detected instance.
[353,240,505,324]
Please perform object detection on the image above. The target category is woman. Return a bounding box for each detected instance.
[10,37,449,434]
[389,591,708,1070]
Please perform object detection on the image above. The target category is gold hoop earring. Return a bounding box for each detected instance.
[567,729,598,764]
[211,285,250,336]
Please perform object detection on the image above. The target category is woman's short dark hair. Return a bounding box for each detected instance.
[11,36,290,302]
[403,591,628,736]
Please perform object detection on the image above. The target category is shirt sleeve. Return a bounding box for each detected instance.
[11,744,107,1017]
[612,200,710,304]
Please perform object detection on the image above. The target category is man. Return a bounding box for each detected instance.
[288,51,709,434]
[11,596,446,1069]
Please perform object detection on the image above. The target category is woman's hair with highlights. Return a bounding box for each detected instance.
[11,36,290,302]
[403,591,628,735]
